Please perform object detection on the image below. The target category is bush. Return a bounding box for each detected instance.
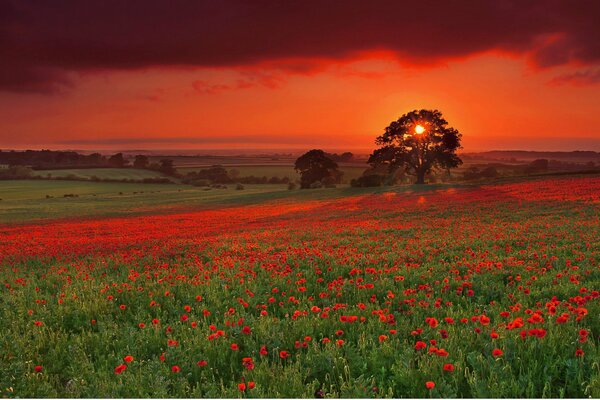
[351,174,385,187]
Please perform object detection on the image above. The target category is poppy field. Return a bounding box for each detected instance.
[0,175,599,398]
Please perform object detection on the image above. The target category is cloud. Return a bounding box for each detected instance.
[192,71,285,95]
[549,69,600,86]
[1,0,600,93]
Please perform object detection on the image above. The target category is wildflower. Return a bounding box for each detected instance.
[415,341,427,350]
[34,365,43,373]
[443,363,455,372]
[114,364,127,374]
[279,350,290,359]
[492,348,503,357]
[259,345,268,356]
[231,343,239,351]
[171,365,180,373]
[248,382,255,390]
[425,381,435,389]
[379,335,388,342]
[575,349,584,357]
[197,360,208,367]
[123,355,134,363]
[238,383,246,391]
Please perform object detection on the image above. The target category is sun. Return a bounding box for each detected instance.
[415,124,425,134]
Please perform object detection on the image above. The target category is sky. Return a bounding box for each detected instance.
[1,0,600,153]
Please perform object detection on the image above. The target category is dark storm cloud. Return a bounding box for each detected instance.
[1,0,599,93]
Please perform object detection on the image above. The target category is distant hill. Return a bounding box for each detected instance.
[462,150,600,164]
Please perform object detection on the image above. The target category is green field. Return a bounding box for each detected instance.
[178,165,368,183]
[0,180,294,223]
[32,168,170,181]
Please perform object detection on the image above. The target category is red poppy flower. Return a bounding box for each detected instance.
[171,365,180,373]
[425,381,435,389]
[231,343,239,351]
[259,345,268,355]
[197,360,208,367]
[415,341,427,350]
[492,348,503,357]
[248,382,255,390]
[575,349,584,357]
[279,350,290,359]
[34,365,43,373]
[238,383,246,391]
[443,363,455,372]
[114,364,127,374]
[123,355,134,363]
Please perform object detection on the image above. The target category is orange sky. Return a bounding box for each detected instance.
[1,1,599,153]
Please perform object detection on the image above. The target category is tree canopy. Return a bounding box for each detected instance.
[368,109,462,184]
[294,149,342,188]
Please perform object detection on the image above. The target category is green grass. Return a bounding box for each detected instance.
[31,168,169,180]
[0,180,292,224]
[178,165,368,183]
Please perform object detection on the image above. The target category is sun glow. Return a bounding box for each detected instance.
[415,124,425,134]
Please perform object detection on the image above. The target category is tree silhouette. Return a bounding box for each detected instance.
[108,153,128,168]
[294,149,341,188]
[133,155,149,169]
[369,109,462,184]
[159,159,176,176]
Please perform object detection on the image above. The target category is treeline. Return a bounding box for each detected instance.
[0,150,130,169]
[0,165,172,184]
[181,165,291,187]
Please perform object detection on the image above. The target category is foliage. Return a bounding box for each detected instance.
[369,109,462,184]
[295,150,342,189]
[133,155,149,169]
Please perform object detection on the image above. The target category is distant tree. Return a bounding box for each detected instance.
[108,153,128,167]
[525,159,548,174]
[294,149,342,189]
[159,159,176,176]
[339,152,354,162]
[133,155,149,169]
[369,109,462,184]
[196,165,231,183]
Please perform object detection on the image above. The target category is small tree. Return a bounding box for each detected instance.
[108,153,128,168]
[133,155,149,169]
[159,159,176,176]
[369,109,462,184]
[294,149,341,189]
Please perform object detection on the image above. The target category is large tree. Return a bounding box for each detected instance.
[294,149,341,188]
[369,109,462,184]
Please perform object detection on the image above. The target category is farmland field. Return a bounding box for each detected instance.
[31,168,170,181]
[177,164,368,183]
[0,175,598,397]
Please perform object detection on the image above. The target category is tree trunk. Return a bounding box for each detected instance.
[415,169,425,184]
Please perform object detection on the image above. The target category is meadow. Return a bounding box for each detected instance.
[31,168,169,181]
[0,174,598,397]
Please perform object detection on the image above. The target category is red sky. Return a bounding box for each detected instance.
[1,0,600,152]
